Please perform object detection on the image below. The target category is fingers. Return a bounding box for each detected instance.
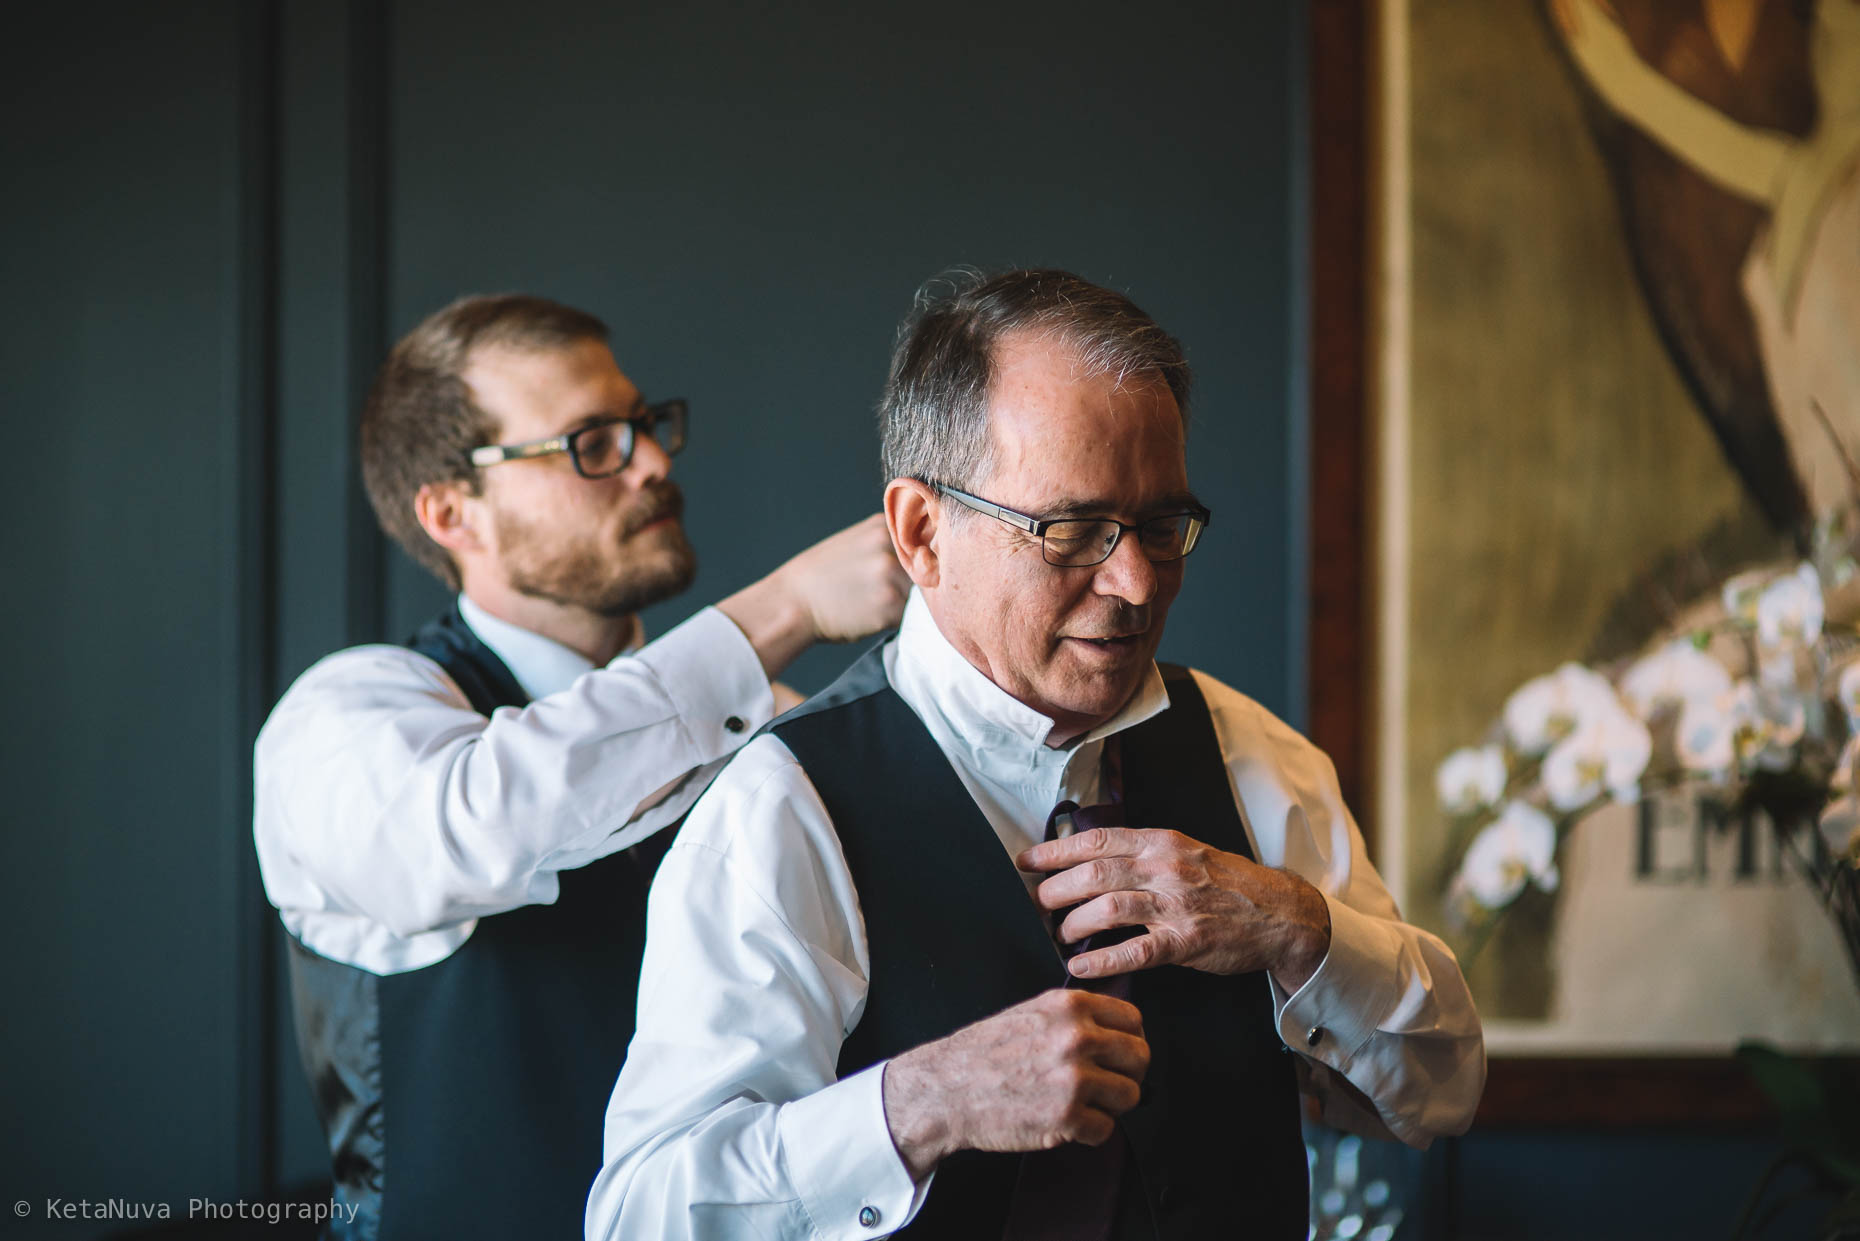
[1057,988,1145,1037]
[1017,826,1150,874]
[1055,888,1157,942]
[802,512,909,641]
[1032,855,1149,911]
[1083,1028,1151,1083]
[1043,996,1149,1080]
[1067,930,1173,980]
[1075,1068,1144,1128]
[1066,1107,1119,1148]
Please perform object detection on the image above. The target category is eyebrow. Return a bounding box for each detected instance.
[559,396,646,436]
[1041,491,1205,520]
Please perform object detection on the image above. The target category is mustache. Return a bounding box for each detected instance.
[1067,602,1152,639]
[622,482,684,536]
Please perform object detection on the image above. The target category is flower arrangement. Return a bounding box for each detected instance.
[1436,519,1860,988]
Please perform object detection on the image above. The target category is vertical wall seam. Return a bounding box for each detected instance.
[234,0,284,1200]
[1286,0,1312,732]
[344,0,390,645]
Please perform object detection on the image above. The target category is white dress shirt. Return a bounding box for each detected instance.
[587,591,1485,1241]
[254,595,775,975]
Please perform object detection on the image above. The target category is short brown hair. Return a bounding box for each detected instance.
[360,294,610,587]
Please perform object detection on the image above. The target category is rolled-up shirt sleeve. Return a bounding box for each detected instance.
[587,736,929,1241]
[254,606,773,961]
[1194,671,1486,1147]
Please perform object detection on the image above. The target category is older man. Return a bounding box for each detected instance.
[587,270,1484,1240]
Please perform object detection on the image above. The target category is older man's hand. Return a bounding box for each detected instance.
[881,989,1149,1182]
[1017,828,1333,991]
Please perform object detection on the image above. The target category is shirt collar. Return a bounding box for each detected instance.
[888,588,1170,774]
[456,594,641,700]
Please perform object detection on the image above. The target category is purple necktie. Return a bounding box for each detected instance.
[1000,744,1132,1241]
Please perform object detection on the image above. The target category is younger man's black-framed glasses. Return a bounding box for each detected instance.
[932,483,1210,568]
[470,399,689,479]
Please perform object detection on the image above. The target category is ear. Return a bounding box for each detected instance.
[884,478,941,590]
[414,481,486,558]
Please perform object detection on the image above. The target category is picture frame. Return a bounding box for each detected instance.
[1305,0,1860,1126]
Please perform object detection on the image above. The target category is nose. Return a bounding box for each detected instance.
[622,426,673,487]
[1091,529,1157,606]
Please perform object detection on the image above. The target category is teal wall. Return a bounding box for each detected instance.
[0,3,1809,1239]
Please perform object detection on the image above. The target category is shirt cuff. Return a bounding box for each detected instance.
[1273,892,1400,1069]
[629,606,775,761]
[776,1063,930,1240]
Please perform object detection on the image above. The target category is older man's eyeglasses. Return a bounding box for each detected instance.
[470,400,689,479]
[933,484,1210,568]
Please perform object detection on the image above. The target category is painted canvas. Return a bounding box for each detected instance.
[1373,0,1860,1053]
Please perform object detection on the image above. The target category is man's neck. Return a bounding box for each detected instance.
[912,594,1118,749]
[459,586,637,666]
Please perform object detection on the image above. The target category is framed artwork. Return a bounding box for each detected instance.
[1308,0,1860,1124]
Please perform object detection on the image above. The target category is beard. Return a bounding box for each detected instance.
[496,481,698,618]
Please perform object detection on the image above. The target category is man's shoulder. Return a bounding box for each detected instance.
[1177,667,1336,772]
[670,732,845,886]
[280,642,458,700]
[764,638,896,734]
[259,644,468,746]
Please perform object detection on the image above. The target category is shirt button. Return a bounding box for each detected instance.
[1306,1026,1325,1048]
[858,1205,881,1228]
[724,716,746,734]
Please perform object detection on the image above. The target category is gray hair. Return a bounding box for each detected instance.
[877,268,1192,489]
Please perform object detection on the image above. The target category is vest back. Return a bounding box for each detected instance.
[287,606,667,1240]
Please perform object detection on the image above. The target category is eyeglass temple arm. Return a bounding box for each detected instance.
[470,436,570,467]
[934,485,1041,534]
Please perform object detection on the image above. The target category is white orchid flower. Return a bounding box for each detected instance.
[1721,569,1770,623]
[1619,639,1733,719]
[1838,661,1860,732]
[1436,745,1508,814]
[1676,683,1755,776]
[1833,735,1860,795]
[1541,706,1653,811]
[1750,684,1807,770]
[1820,796,1860,864]
[1459,801,1559,910]
[1675,681,1805,776]
[1503,663,1621,757]
[1757,643,1806,692]
[1756,562,1824,648]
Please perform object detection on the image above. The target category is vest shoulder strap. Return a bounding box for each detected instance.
[403,604,529,714]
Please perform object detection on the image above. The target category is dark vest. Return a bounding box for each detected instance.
[772,649,1308,1241]
[287,606,669,1240]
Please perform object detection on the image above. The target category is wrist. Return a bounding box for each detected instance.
[881,1055,958,1182]
[716,570,814,681]
[1272,877,1332,993]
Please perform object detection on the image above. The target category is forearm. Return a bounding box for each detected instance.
[257,611,773,937]
[715,512,910,681]
[717,572,814,681]
[596,778,927,1240]
[592,1069,920,1241]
